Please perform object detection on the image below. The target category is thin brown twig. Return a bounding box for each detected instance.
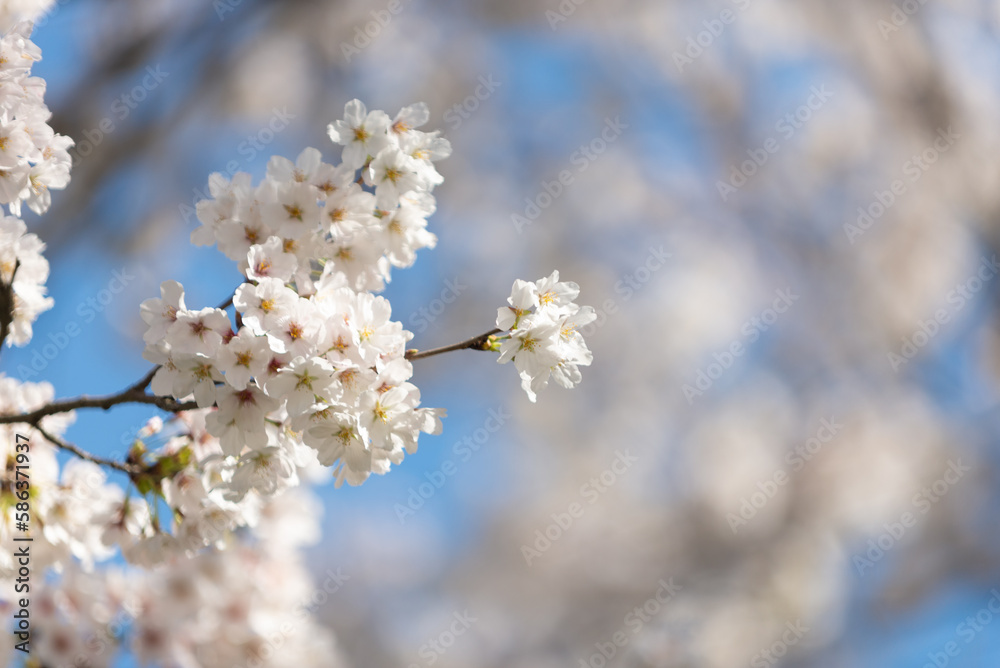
[405,328,503,361]
[33,423,141,475]
[0,287,237,423]
[3,279,497,471]
[0,285,237,471]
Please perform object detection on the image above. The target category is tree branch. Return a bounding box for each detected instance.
[1,271,494,475]
[0,390,197,425]
[405,328,503,361]
[0,259,19,355]
[0,285,239,472]
[124,365,160,395]
[33,423,142,475]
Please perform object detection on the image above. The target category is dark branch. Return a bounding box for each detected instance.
[0,390,197,426]
[124,366,160,395]
[0,285,239,471]
[0,259,19,355]
[34,423,142,475]
[405,328,503,361]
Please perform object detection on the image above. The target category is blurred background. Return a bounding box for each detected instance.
[9,0,1000,665]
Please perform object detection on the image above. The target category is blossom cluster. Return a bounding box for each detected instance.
[497,270,595,402]
[0,22,72,347]
[0,380,340,668]
[0,98,595,570]
[0,215,52,345]
[144,100,455,500]
[128,101,592,556]
[0,0,56,33]
[0,91,594,667]
[191,99,448,294]
[0,378,88,579]
[141,276,444,498]
[19,490,342,668]
[0,22,72,218]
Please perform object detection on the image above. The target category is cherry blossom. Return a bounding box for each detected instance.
[496,271,594,401]
[0,91,591,667]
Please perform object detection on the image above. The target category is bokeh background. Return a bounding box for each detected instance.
[8,0,1000,665]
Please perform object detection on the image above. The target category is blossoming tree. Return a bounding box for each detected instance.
[0,14,592,668]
